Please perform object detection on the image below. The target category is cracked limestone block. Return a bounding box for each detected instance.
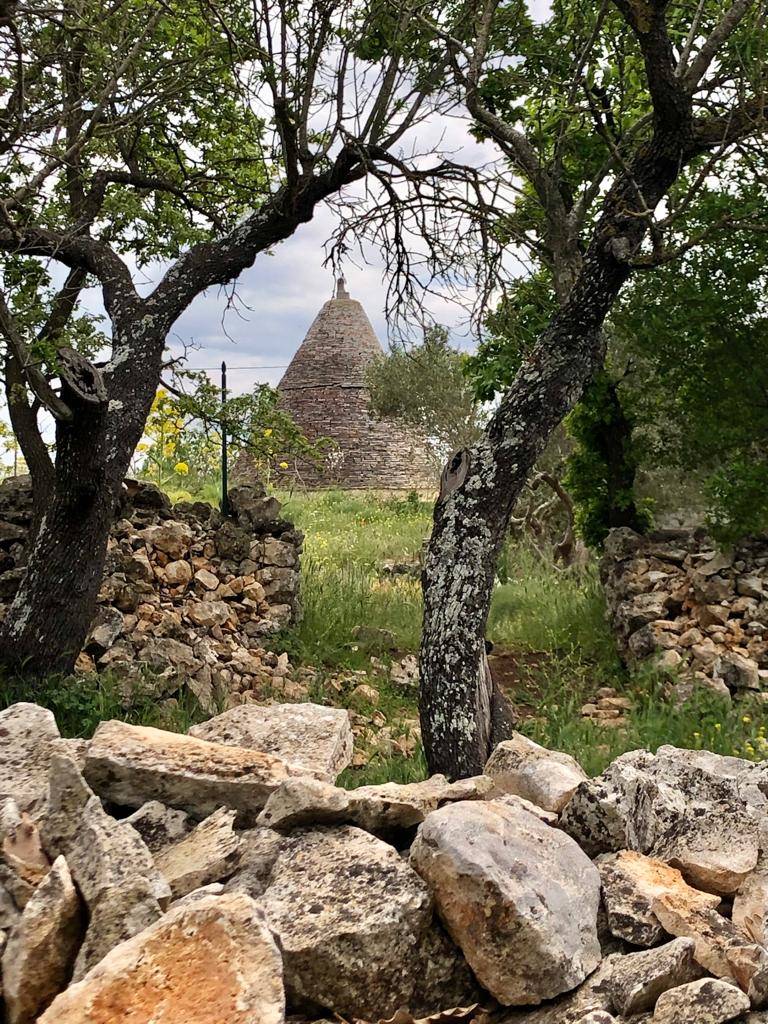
[189,702,354,783]
[410,799,601,1006]
[84,719,298,821]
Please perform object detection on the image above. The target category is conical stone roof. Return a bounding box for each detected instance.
[278,279,383,391]
[272,279,434,491]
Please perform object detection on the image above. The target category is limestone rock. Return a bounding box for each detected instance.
[480,956,618,1024]
[257,824,477,1019]
[41,755,169,979]
[139,521,194,559]
[1,801,50,885]
[0,878,19,928]
[38,893,284,1024]
[189,702,353,782]
[84,720,296,821]
[718,651,760,691]
[2,856,82,1024]
[410,800,601,1006]
[185,599,232,628]
[124,801,192,854]
[163,559,192,586]
[561,746,760,895]
[155,807,242,899]
[257,774,492,833]
[484,733,587,814]
[605,938,701,1015]
[597,851,720,948]
[224,826,287,898]
[734,861,768,946]
[652,890,768,1004]
[652,978,750,1023]
[0,703,61,814]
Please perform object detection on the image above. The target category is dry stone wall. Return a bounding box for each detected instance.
[601,527,768,703]
[3,702,768,1022]
[0,477,305,710]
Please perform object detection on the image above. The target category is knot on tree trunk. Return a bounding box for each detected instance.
[57,347,107,405]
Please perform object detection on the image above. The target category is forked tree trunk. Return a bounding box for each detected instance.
[420,225,637,778]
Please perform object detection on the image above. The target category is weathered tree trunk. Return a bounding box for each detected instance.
[0,328,163,677]
[420,306,613,778]
[419,145,685,777]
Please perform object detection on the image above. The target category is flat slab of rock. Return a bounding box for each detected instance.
[484,733,587,814]
[0,704,61,814]
[562,746,761,895]
[410,799,602,1006]
[257,774,492,833]
[2,856,82,1024]
[257,824,477,1019]
[597,851,720,948]
[84,720,297,821]
[155,807,242,899]
[124,801,192,854]
[653,889,768,1005]
[41,756,169,979]
[38,893,284,1024]
[652,978,750,1023]
[605,938,701,1015]
[189,702,353,782]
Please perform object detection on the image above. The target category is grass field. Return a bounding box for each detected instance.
[3,486,765,784]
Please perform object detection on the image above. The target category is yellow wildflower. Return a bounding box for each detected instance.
[263,428,273,437]
[174,461,189,475]
[279,461,289,469]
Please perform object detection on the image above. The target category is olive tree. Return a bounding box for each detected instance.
[410,0,768,777]
[0,0,443,675]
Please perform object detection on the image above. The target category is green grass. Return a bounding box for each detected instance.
[0,670,208,738]
[4,483,764,785]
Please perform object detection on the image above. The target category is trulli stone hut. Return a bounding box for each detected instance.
[266,279,435,490]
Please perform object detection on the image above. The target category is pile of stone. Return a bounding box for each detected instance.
[580,686,634,729]
[3,701,768,1023]
[602,527,768,703]
[0,477,304,711]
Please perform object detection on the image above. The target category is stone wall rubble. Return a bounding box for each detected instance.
[602,527,768,703]
[2,703,768,1022]
[0,476,304,711]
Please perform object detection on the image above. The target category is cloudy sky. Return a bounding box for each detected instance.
[103,0,553,400]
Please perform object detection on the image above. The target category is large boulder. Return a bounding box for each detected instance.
[0,704,61,815]
[484,734,587,814]
[38,894,284,1024]
[1,856,82,1024]
[409,800,602,1006]
[561,746,761,895]
[257,774,492,834]
[41,756,169,979]
[257,825,477,1019]
[189,703,353,782]
[83,720,298,821]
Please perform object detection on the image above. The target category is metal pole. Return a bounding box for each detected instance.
[221,360,231,516]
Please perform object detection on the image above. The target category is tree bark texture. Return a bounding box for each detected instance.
[0,321,164,676]
[420,127,694,778]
